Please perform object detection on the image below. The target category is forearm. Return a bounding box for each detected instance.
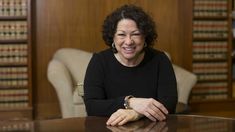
[159,95,177,114]
[158,77,178,114]
[84,97,125,116]
[158,53,178,114]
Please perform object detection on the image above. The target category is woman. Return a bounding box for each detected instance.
[84,4,178,126]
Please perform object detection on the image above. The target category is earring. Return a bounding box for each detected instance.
[112,42,115,48]
[144,42,147,47]
[112,42,118,53]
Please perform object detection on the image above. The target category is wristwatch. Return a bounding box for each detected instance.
[124,95,134,109]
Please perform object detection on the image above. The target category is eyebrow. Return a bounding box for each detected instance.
[116,30,140,33]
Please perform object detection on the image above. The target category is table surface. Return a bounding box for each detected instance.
[0,114,235,132]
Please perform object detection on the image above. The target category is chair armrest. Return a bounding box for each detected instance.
[173,64,197,104]
[176,102,190,114]
[47,59,75,118]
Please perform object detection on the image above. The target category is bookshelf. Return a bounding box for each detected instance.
[190,0,235,116]
[0,0,32,120]
[232,0,235,98]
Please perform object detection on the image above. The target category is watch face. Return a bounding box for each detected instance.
[124,95,133,109]
[124,103,128,109]
[124,99,128,109]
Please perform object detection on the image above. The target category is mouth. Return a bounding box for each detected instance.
[123,47,136,53]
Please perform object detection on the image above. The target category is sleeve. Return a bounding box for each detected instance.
[157,52,178,114]
[83,53,125,116]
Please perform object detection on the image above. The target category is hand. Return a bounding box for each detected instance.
[106,109,142,126]
[129,98,168,121]
[107,119,168,132]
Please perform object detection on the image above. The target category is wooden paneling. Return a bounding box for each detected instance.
[33,0,191,119]
[190,99,235,118]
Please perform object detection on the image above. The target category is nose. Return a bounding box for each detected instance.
[125,35,133,45]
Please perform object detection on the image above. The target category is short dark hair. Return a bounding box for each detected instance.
[102,4,157,47]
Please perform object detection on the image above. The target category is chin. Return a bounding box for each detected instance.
[123,54,136,59]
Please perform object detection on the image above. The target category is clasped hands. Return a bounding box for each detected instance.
[106,98,168,126]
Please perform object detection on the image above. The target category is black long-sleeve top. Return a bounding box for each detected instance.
[84,48,178,116]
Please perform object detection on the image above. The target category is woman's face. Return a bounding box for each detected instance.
[113,19,145,61]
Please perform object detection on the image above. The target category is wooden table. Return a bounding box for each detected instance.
[0,115,235,131]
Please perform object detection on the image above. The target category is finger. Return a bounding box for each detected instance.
[152,101,168,114]
[110,116,125,126]
[146,107,165,121]
[106,118,112,125]
[106,113,120,125]
[118,117,129,126]
[144,111,156,121]
[106,115,116,125]
[150,105,166,121]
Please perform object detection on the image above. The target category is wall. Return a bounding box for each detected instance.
[33,0,192,119]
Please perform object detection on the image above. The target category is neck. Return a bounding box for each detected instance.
[115,52,145,67]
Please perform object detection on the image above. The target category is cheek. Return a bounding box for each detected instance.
[136,40,145,46]
[113,36,122,43]
[135,37,145,45]
[115,43,123,50]
[114,39,124,46]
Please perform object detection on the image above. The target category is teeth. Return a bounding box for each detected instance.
[124,47,134,51]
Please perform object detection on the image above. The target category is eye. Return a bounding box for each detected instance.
[117,33,125,36]
[132,33,141,36]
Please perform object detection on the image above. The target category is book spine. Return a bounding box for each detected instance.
[0,21,28,40]
[194,0,228,17]
[0,43,28,64]
[0,88,28,107]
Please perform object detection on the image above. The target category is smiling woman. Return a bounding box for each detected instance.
[32,0,193,120]
[83,4,178,126]
[113,19,145,67]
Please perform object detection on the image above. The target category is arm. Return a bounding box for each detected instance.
[157,52,178,114]
[84,53,124,116]
[128,52,177,121]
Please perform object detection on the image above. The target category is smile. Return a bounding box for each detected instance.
[123,47,136,52]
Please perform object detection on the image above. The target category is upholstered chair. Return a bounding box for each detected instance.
[47,48,197,118]
[47,48,92,118]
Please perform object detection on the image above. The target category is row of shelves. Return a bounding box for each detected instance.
[191,0,235,103]
[0,0,32,120]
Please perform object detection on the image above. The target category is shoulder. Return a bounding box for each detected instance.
[146,48,170,61]
[97,48,113,57]
[92,49,113,61]
[89,48,113,66]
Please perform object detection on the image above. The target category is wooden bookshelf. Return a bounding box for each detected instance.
[232,0,235,99]
[190,0,235,116]
[0,0,32,120]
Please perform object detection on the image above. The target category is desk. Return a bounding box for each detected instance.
[0,115,235,131]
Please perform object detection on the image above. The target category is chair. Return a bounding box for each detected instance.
[47,48,92,118]
[47,48,197,118]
